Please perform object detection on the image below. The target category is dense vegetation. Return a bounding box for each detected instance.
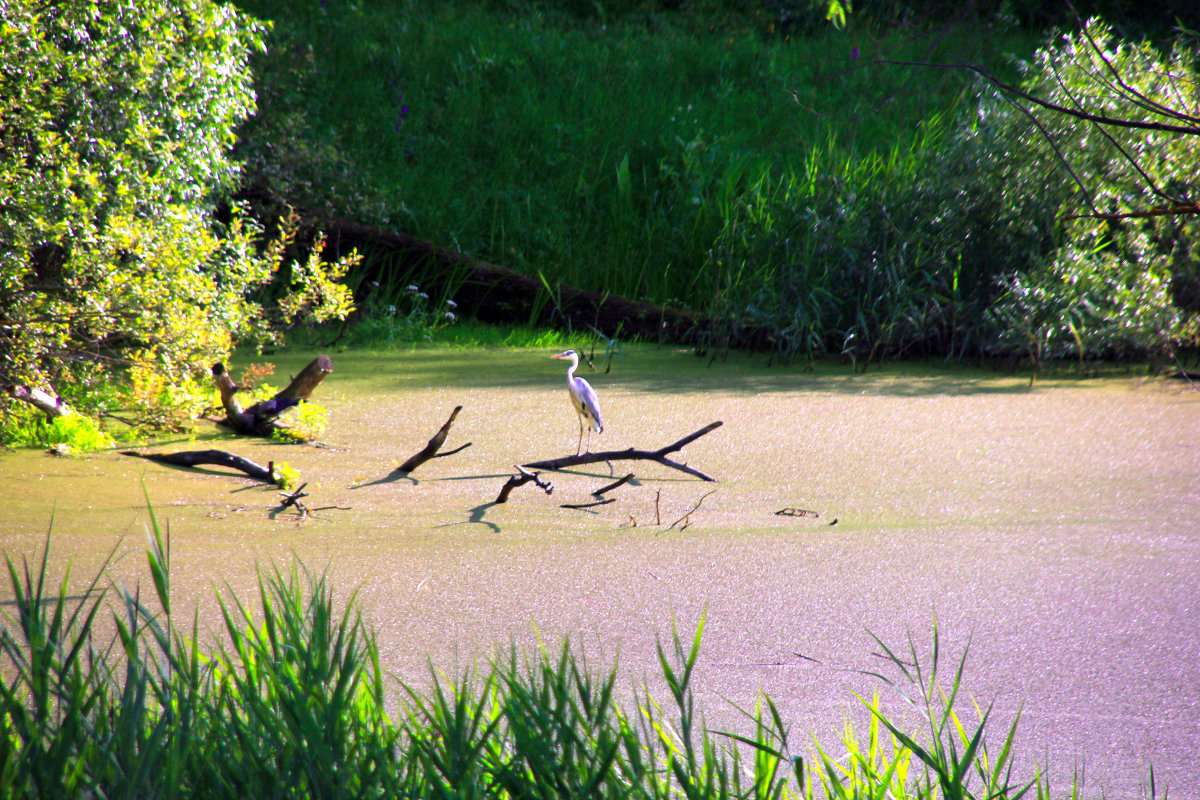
[3,0,1198,443]
[232,0,1200,367]
[0,521,1075,799]
[0,0,354,435]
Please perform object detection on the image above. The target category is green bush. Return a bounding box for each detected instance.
[713,18,1200,365]
[0,410,116,452]
[0,0,354,433]
[977,20,1200,363]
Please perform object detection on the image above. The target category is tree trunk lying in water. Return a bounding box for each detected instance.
[122,449,277,484]
[213,355,332,436]
[317,216,769,349]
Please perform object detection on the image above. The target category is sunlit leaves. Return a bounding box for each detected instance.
[0,0,353,433]
[984,19,1200,361]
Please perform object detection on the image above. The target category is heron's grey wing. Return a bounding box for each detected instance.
[576,378,603,433]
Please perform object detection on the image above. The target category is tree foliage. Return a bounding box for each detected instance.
[0,0,354,429]
[709,16,1200,366]
[978,19,1200,361]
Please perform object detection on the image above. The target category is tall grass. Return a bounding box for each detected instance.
[233,0,1036,314]
[0,510,1142,798]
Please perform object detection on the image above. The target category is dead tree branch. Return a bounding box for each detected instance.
[213,355,333,436]
[561,498,616,510]
[496,465,553,504]
[593,473,635,496]
[395,406,470,473]
[522,421,723,482]
[277,483,310,514]
[122,449,278,484]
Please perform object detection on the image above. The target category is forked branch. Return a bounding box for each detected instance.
[496,465,553,504]
[394,405,471,474]
[522,421,723,482]
[213,355,333,436]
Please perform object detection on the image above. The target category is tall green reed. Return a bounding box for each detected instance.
[234,0,1034,320]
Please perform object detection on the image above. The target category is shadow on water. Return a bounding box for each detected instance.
[432,501,502,533]
[351,471,418,489]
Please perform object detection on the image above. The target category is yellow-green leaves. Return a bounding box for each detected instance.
[0,0,351,435]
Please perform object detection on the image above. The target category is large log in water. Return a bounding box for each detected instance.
[122,449,276,483]
[317,217,770,348]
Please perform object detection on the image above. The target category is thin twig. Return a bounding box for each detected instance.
[667,489,718,530]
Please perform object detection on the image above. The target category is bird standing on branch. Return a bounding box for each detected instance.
[551,349,603,454]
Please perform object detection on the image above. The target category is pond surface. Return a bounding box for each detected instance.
[3,345,1198,798]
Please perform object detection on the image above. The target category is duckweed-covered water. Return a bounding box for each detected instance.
[2,345,1197,799]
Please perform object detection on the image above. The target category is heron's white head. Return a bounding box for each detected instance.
[550,350,579,364]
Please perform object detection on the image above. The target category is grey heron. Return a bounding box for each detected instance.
[551,349,603,454]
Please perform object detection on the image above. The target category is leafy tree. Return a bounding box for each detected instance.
[0,0,353,433]
[968,19,1200,362]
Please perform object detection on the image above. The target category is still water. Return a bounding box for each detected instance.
[3,346,1198,799]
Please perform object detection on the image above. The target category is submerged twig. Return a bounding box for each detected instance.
[593,473,634,497]
[561,498,616,511]
[775,507,820,518]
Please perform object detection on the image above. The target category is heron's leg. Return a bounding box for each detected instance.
[576,417,584,455]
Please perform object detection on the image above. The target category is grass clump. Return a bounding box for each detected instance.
[0,411,116,453]
[0,512,1142,798]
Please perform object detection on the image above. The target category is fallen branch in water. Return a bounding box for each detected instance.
[278,482,309,511]
[561,498,616,511]
[775,507,820,518]
[522,421,723,482]
[496,465,553,504]
[593,473,635,497]
[394,406,471,474]
[122,449,277,484]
